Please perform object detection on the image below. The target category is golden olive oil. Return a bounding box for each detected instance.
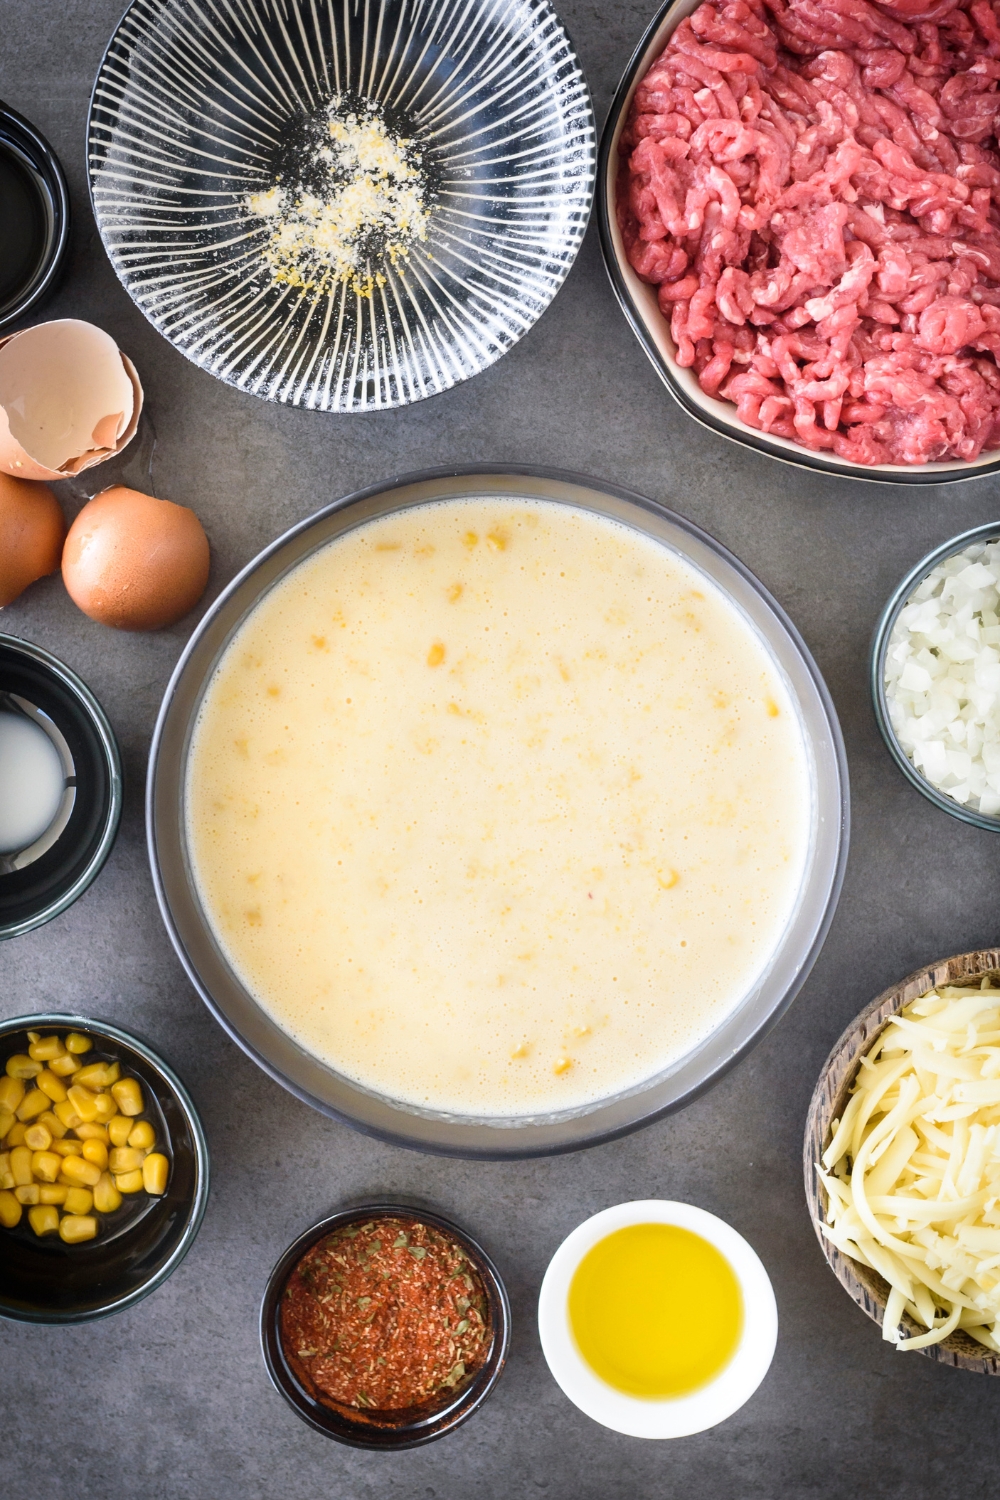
[568,1223,743,1398]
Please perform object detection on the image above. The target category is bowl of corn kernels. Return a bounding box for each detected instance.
[0,1014,209,1322]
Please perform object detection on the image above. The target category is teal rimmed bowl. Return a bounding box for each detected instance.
[871,523,1000,832]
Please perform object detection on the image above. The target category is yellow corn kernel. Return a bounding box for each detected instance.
[142,1153,169,1196]
[111,1078,143,1117]
[28,1035,66,1063]
[0,1152,12,1191]
[14,1183,39,1205]
[53,1099,83,1129]
[4,1122,28,1148]
[66,1084,99,1122]
[93,1171,122,1214]
[115,1169,144,1194]
[59,1214,97,1243]
[37,1110,67,1141]
[28,1204,60,1237]
[48,1052,80,1078]
[36,1068,68,1104]
[0,1189,22,1227]
[27,1031,40,1044]
[63,1186,93,1215]
[82,1140,109,1171]
[5,1054,41,1080]
[24,1123,52,1151]
[10,1145,33,1187]
[65,1032,92,1055]
[38,1183,67,1206]
[74,1121,109,1143]
[60,1154,101,1188]
[127,1120,156,1150]
[0,1075,25,1112]
[109,1146,145,1174]
[75,1061,116,1090]
[93,1092,117,1123]
[15,1088,49,1123]
[53,1138,83,1157]
[107,1115,133,1147]
[31,1150,61,1183]
[0,1107,12,1140]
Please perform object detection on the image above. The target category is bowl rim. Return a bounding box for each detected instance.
[0,1011,210,1324]
[146,461,849,1159]
[0,101,71,331]
[595,0,1000,487]
[259,1200,511,1448]
[536,1199,777,1438]
[803,950,1000,1374]
[85,0,597,413]
[0,634,123,940]
[870,522,1000,832]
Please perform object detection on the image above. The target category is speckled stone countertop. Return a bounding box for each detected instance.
[4,3,1000,1496]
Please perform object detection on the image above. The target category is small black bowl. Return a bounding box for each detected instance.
[261,1203,510,1448]
[0,100,70,330]
[0,635,122,940]
[0,1014,210,1323]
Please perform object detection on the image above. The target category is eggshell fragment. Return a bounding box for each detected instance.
[62,486,210,631]
[0,320,143,482]
[0,472,66,607]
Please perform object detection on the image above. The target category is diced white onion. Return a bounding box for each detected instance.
[884,539,1000,817]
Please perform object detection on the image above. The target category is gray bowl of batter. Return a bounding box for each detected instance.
[147,466,848,1157]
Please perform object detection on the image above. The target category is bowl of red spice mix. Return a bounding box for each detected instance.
[260,1204,510,1448]
[598,0,1000,484]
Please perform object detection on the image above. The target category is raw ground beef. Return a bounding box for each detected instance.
[617,0,1000,465]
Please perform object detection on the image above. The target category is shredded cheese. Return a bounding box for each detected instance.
[820,980,1000,1352]
[244,100,429,299]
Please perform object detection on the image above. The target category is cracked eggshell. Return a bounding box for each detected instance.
[0,319,143,482]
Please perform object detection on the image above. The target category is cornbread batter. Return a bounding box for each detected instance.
[186,498,810,1116]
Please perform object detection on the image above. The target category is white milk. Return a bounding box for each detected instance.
[186,499,810,1116]
[0,711,65,854]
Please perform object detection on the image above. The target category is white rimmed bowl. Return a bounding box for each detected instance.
[537,1200,777,1437]
[596,0,1000,486]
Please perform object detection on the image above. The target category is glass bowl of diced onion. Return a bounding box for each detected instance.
[872,523,1000,831]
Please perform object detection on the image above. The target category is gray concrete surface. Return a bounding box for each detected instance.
[4,3,1000,1496]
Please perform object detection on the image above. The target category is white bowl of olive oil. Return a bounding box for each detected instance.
[537,1200,777,1438]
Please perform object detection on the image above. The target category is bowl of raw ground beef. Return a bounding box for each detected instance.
[599,0,1000,482]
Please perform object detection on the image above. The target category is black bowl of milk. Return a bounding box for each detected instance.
[0,636,121,939]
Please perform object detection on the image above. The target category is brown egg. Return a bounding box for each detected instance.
[0,472,66,606]
[62,486,210,631]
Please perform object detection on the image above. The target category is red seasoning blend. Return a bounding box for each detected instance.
[280,1216,491,1413]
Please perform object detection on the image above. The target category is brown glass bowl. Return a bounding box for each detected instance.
[260,1202,510,1447]
[804,949,1000,1374]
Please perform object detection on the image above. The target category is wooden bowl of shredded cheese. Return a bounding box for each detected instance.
[805,950,1000,1374]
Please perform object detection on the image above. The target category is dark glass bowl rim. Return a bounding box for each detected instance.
[870,521,1000,832]
[259,1202,511,1449]
[595,0,1000,487]
[0,633,123,940]
[0,1011,210,1323]
[0,100,71,330]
